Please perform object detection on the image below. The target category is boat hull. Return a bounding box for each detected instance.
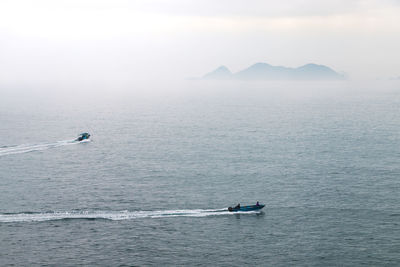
[76,133,90,142]
[228,204,265,212]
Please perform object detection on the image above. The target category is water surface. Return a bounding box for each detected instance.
[1,81,399,266]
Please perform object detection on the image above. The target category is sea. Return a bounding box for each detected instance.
[1,81,399,266]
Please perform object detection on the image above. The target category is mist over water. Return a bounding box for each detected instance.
[1,81,400,266]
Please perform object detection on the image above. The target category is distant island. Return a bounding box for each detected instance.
[203,63,345,80]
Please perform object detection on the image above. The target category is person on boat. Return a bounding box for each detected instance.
[256,201,260,206]
[235,203,240,209]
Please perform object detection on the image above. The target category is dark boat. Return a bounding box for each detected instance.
[228,204,265,212]
[76,132,90,141]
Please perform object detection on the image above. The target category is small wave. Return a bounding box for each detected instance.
[0,209,262,223]
[0,139,88,157]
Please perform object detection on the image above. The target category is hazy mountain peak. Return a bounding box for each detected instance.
[250,62,272,68]
[215,65,231,72]
[297,63,330,70]
[203,65,232,79]
[300,63,319,67]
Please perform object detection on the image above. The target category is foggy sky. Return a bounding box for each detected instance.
[1,0,399,87]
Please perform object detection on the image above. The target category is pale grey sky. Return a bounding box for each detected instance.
[0,0,399,86]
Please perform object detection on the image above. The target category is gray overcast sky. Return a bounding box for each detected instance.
[1,0,399,86]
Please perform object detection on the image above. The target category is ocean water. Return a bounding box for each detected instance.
[1,81,399,266]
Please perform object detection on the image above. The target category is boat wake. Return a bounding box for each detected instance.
[0,139,89,157]
[0,209,263,223]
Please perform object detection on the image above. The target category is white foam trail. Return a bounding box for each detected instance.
[0,209,262,223]
[0,139,88,157]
